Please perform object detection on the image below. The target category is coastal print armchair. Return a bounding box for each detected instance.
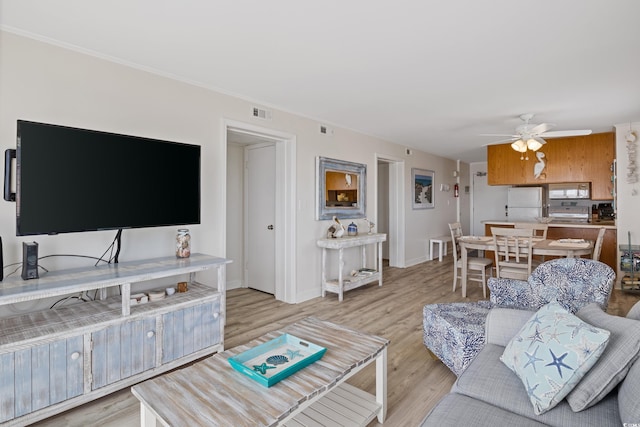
[423,258,615,376]
[488,257,615,313]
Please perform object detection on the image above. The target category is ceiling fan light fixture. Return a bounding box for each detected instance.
[511,139,527,152]
[526,138,543,151]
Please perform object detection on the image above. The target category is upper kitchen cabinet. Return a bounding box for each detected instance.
[488,132,615,200]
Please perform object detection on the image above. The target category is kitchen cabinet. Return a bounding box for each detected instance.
[487,132,615,200]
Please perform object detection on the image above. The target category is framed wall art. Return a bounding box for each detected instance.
[316,156,366,220]
[412,168,434,209]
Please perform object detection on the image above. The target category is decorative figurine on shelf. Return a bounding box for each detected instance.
[327,216,345,238]
[347,222,358,236]
[363,218,375,234]
[176,229,191,258]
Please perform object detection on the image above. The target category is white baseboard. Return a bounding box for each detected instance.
[405,256,428,267]
[296,288,321,304]
[227,279,243,290]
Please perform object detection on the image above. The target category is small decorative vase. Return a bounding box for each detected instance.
[176,229,191,258]
[347,222,358,236]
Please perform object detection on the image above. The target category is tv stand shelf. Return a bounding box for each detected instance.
[0,253,224,316]
[0,253,230,426]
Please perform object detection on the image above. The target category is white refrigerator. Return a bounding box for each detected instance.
[507,187,545,221]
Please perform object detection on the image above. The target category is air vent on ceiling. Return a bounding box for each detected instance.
[319,124,333,136]
[252,107,272,120]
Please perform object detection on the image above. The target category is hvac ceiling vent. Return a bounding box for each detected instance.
[319,124,334,136]
[252,107,272,120]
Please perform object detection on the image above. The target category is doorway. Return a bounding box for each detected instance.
[376,155,405,267]
[245,143,276,294]
[224,120,297,303]
[470,162,508,235]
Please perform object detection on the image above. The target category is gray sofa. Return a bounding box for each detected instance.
[421,301,640,426]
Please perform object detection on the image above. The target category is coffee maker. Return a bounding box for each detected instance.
[598,203,615,220]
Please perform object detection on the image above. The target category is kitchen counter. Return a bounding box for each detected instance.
[482,220,617,271]
[482,220,616,229]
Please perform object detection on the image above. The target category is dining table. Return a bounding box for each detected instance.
[458,236,594,298]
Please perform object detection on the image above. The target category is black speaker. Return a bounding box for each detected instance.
[21,241,39,280]
[0,236,3,282]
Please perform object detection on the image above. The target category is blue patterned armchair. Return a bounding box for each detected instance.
[488,257,615,313]
[423,258,615,376]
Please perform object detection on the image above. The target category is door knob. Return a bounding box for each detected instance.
[267,225,274,230]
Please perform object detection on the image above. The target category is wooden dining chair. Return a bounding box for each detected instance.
[449,222,493,298]
[514,222,549,262]
[513,222,548,239]
[491,227,536,281]
[592,227,606,261]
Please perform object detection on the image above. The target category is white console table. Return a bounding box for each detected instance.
[0,253,230,426]
[317,233,386,302]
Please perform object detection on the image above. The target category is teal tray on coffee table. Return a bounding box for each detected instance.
[228,334,326,387]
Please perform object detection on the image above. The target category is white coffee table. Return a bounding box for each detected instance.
[131,317,389,426]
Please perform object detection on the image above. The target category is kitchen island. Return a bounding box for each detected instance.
[483,221,616,271]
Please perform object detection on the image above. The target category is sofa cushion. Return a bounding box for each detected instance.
[627,299,640,320]
[500,301,610,414]
[618,355,640,424]
[567,303,640,411]
[456,344,621,426]
[485,307,536,346]
[420,393,547,427]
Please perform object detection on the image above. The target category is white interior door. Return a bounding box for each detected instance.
[472,171,508,235]
[246,144,276,294]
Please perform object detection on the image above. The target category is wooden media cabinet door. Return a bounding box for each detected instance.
[91,317,157,390]
[0,335,83,423]
[162,298,221,364]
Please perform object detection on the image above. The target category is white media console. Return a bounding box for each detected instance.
[0,253,230,426]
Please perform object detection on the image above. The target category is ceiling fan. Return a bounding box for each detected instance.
[482,113,592,159]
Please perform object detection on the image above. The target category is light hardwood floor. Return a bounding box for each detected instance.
[37,257,639,427]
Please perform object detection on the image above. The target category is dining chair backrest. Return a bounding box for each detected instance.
[449,222,492,298]
[448,222,463,258]
[592,227,606,261]
[491,227,535,280]
[514,222,548,239]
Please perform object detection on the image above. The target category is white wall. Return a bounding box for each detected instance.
[458,161,471,232]
[377,162,389,257]
[225,143,244,289]
[614,122,640,282]
[0,31,461,309]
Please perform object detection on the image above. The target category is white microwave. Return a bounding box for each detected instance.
[548,183,591,199]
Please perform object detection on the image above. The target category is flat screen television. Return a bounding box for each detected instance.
[11,120,201,236]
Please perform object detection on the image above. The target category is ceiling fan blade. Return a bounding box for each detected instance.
[479,133,519,137]
[534,136,547,145]
[482,137,519,146]
[539,129,592,138]
[530,123,554,135]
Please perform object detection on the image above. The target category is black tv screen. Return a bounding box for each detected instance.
[15,120,201,236]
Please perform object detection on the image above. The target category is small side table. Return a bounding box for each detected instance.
[430,235,452,261]
[317,233,387,302]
